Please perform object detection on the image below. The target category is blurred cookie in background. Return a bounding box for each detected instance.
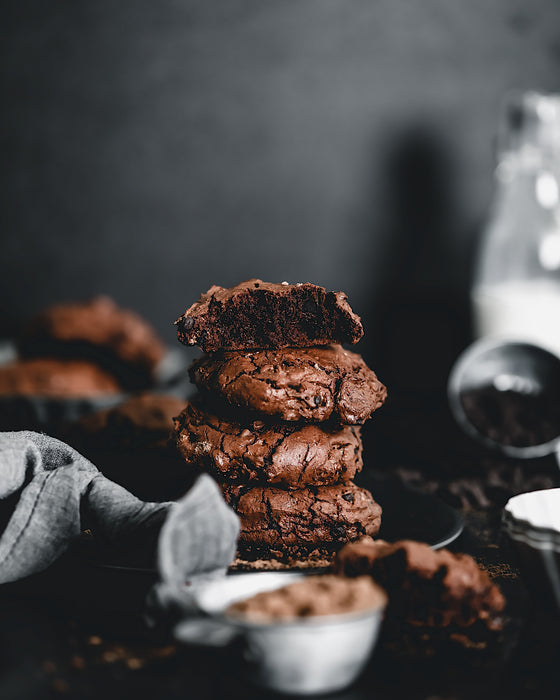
[0,356,124,432]
[0,296,192,434]
[17,296,166,391]
[334,537,507,661]
[0,358,121,397]
[63,393,194,502]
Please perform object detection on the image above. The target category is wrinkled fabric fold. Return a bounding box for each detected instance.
[0,431,240,588]
[0,432,100,583]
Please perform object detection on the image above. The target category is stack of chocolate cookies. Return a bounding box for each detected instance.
[173,280,387,566]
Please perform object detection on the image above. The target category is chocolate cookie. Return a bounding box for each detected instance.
[175,279,363,351]
[222,482,382,561]
[334,539,505,630]
[190,345,386,424]
[18,296,166,390]
[0,359,121,397]
[67,393,186,451]
[173,399,363,488]
[63,393,192,502]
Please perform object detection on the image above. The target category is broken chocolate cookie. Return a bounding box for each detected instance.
[334,539,505,630]
[18,296,166,390]
[175,279,363,351]
[0,359,121,397]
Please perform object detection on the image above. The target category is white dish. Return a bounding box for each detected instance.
[503,488,560,609]
[174,572,386,695]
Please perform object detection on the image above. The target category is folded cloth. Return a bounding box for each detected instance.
[0,431,240,586]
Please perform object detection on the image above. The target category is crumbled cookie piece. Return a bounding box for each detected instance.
[335,539,505,630]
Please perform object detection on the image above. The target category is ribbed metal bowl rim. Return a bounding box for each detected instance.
[448,337,560,459]
[502,510,560,550]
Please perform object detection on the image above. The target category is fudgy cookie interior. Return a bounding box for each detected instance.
[176,280,363,351]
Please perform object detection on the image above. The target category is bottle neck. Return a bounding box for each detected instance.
[496,92,560,177]
[494,98,560,216]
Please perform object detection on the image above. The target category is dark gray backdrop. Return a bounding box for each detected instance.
[1,0,559,390]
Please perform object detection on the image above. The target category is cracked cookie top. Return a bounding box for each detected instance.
[221,482,382,561]
[189,344,386,424]
[175,279,363,351]
[173,398,363,488]
[0,359,122,397]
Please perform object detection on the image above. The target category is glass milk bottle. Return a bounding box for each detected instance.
[472,92,560,357]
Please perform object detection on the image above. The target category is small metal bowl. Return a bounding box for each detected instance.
[503,488,560,610]
[448,337,560,461]
[174,572,387,695]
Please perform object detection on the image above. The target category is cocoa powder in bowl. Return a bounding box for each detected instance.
[460,385,560,448]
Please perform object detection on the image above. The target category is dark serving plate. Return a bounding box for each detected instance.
[8,472,464,622]
[362,472,464,549]
[77,471,463,576]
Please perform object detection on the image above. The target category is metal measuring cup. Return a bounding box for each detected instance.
[448,338,560,463]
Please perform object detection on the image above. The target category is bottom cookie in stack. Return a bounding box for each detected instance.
[173,398,383,568]
[223,482,382,564]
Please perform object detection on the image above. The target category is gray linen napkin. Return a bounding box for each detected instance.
[0,431,240,587]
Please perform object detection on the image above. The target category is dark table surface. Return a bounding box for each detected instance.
[2,395,560,700]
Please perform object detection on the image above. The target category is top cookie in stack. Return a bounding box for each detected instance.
[175,279,364,351]
[173,279,387,566]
